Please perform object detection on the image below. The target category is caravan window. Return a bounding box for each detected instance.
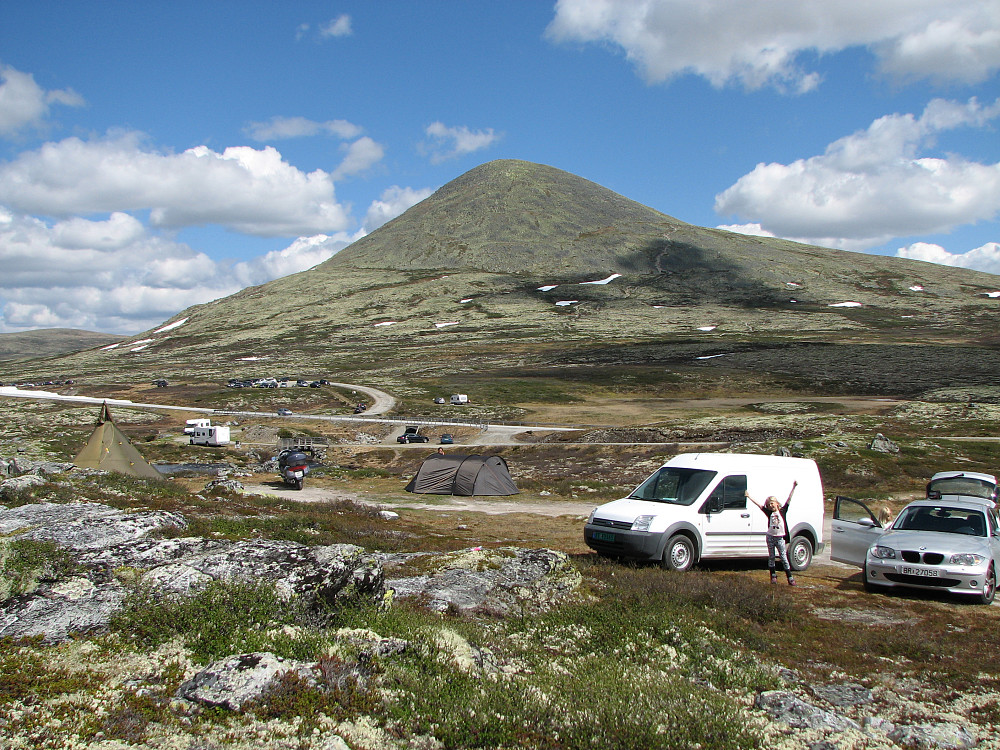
[628,467,717,506]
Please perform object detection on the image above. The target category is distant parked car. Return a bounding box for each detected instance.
[440,433,454,444]
[832,496,1000,604]
[433,397,446,404]
[397,426,428,443]
[277,408,293,416]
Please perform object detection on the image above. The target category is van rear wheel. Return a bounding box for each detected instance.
[789,535,812,571]
[661,535,694,572]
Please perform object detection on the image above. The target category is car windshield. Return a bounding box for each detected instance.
[628,467,717,506]
[927,476,996,501]
[893,505,988,536]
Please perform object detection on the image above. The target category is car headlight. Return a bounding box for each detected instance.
[632,514,655,532]
[949,553,986,566]
[870,545,896,559]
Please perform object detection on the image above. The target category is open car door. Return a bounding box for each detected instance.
[831,496,885,567]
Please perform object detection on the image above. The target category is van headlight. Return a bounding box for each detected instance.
[870,545,896,559]
[632,514,655,532]
[950,553,985,566]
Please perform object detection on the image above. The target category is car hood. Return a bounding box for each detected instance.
[878,529,992,554]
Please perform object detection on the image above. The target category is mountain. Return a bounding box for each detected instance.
[0,329,123,363]
[6,159,1000,385]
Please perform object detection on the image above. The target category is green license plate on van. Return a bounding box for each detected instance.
[592,531,616,542]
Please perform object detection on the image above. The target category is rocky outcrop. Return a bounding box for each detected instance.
[0,503,385,642]
[0,501,187,549]
[385,546,582,614]
[176,652,316,711]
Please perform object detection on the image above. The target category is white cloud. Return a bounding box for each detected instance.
[896,241,1000,275]
[230,231,363,287]
[0,133,352,237]
[422,122,500,164]
[320,15,353,38]
[0,207,365,334]
[363,185,434,231]
[331,136,385,180]
[0,65,83,137]
[714,97,1000,248]
[716,223,777,238]
[547,0,1000,92]
[245,116,363,141]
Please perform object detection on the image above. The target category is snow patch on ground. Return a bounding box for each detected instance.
[460,298,473,303]
[154,317,189,333]
[828,301,862,308]
[696,353,731,360]
[555,300,578,306]
[100,343,120,351]
[130,345,150,352]
[697,325,717,332]
[581,273,621,285]
[983,291,1000,298]
[374,321,397,327]
[785,281,802,288]
[537,285,558,292]
[237,356,268,361]
[435,321,460,328]
[909,285,924,292]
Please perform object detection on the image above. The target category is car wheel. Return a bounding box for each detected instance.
[789,535,813,571]
[661,535,694,572]
[977,563,996,605]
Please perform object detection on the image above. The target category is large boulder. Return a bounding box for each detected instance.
[0,502,187,549]
[386,547,581,615]
[176,652,315,711]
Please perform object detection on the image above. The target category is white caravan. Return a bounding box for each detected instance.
[183,418,211,435]
[584,453,825,571]
[450,394,469,405]
[189,425,231,446]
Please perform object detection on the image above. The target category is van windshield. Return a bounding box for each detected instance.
[628,467,717,506]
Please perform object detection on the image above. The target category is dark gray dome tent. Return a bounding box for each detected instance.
[405,454,518,496]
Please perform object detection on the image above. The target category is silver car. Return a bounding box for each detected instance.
[832,496,999,604]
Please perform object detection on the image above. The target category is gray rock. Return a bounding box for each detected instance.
[0,474,45,496]
[387,547,581,615]
[0,576,126,642]
[141,540,385,607]
[0,502,187,550]
[869,433,900,453]
[176,652,315,711]
[811,682,873,707]
[756,690,861,733]
[887,723,977,749]
[863,716,896,735]
[204,478,244,493]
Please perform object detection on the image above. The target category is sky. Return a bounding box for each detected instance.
[0,0,998,335]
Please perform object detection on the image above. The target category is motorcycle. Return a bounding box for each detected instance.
[277,449,309,490]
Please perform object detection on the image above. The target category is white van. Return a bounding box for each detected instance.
[183,418,211,435]
[584,453,825,571]
[190,425,231,446]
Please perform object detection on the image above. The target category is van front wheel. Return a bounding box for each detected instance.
[789,535,813,571]
[661,535,694,572]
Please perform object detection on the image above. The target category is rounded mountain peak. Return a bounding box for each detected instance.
[322,159,685,275]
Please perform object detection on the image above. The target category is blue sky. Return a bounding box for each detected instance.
[1,0,998,334]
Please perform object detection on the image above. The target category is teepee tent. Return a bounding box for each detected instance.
[73,402,162,480]
[405,454,518,496]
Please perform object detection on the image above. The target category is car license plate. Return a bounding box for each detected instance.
[592,531,615,542]
[901,566,939,577]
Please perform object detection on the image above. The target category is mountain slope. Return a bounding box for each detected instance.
[7,159,1000,384]
[0,329,123,362]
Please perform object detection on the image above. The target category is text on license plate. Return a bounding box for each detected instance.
[592,531,616,542]
[901,566,939,577]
